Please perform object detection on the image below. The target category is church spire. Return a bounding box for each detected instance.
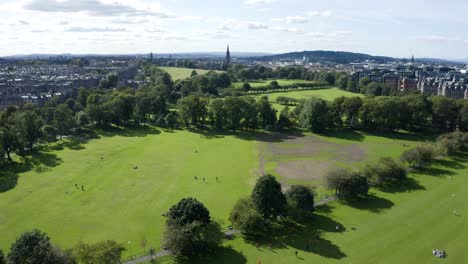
[226,45,231,64]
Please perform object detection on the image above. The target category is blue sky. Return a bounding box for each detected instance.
[0,0,467,58]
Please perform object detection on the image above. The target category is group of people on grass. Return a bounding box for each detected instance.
[432,249,446,258]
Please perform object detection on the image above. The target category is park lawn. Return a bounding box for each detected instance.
[252,88,363,112]
[0,128,257,259]
[160,67,224,80]
[233,79,316,89]
[157,132,468,264]
[261,87,363,102]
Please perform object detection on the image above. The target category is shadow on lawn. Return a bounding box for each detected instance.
[243,213,347,260]
[344,194,394,213]
[175,246,247,264]
[0,152,62,192]
[187,126,306,143]
[411,167,456,177]
[377,177,426,193]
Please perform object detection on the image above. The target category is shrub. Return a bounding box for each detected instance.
[229,198,265,234]
[363,157,407,185]
[401,144,436,168]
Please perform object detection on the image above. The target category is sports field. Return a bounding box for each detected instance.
[261,87,363,102]
[233,79,317,89]
[1,128,466,263]
[159,67,224,80]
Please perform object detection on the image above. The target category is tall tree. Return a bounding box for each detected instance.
[8,230,58,264]
[13,110,43,152]
[53,104,75,139]
[300,97,332,133]
[251,174,287,219]
[167,198,211,226]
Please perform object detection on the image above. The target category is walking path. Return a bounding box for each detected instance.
[121,195,336,264]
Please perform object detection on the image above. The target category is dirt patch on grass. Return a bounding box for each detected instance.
[258,133,367,181]
[276,160,333,180]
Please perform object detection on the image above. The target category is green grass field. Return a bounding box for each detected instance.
[160,67,224,80]
[233,79,317,89]
[1,128,466,263]
[260,87,363,102]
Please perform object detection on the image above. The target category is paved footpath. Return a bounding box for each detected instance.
[122,195,336,264]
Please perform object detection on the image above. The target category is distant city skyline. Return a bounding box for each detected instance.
[0,0,467,59]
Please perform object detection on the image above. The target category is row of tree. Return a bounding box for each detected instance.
[299,95,468,133]
[0,230,125,264]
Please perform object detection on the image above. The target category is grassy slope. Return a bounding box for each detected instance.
[2,129,466,264]
[159,67,224,81]
[0,129,257,258]
[158,132,467,264]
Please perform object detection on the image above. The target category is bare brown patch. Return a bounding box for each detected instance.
[276,160,333,180]
[258,133,367,181]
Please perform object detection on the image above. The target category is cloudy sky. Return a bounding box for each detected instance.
[0,0,467,58]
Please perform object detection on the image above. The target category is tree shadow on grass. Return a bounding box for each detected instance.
[242,213,346,260]
[97,124,161,138]
[433,159,466,170]
[411,167,456,177]
[377,177,426,193]
[174,246,247,264]
[344,194,394,213]
[0,151,62,192]
[322,129,365,142]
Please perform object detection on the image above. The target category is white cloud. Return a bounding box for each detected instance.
[308,10,332,17]
[24,0,174,18]
[18,20,29,25]
[65,27,126,32]
[248,22,269,30]
[271,26,304,34]
[245,0,276,6]
[272,15,308,24]
[414,35,461,42]
[57,21,69,25]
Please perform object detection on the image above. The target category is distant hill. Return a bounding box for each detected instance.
[252,50,395,63]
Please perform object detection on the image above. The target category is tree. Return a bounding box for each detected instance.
[242,82,251,92]
[167,198,211,226]
[325,168,369,200]
[229,198,265,234]
[285,185,314,215]
[209,99,226,129]
[299,97,332,133]
[177,95,208,127]
[111,92,135,125]
[359,77,371,91]
[165,111,179,129]
[251,174,287,219]
[164,198,222,256]
[163,220,223,256]
[362,157,407,185]
[41,125,58,142]
[256,96,277,130]
[72,240,125,264]
[53,104,75,139]
[8,229,58,264]
[13,110,43,152]
[277,106,292,131]
[0,249,5,264]
[75,111,90,127]
[338,174,369,200]
[400,144,436,168]
[431,96,458,132]
[190,70,198,78]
